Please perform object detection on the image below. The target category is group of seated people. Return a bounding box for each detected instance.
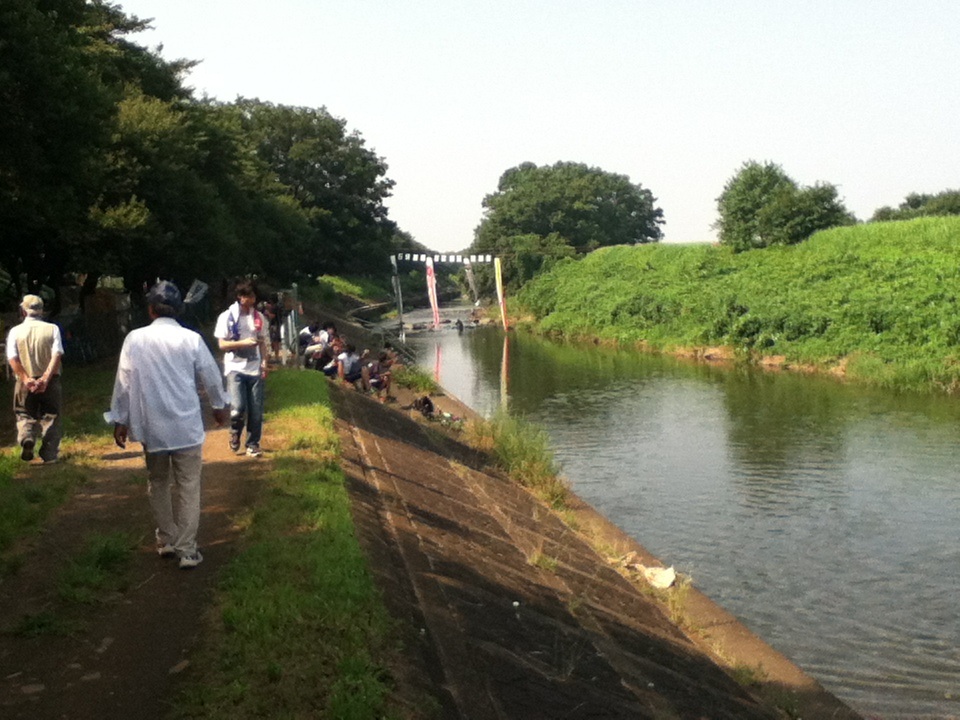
[298,320,399,402]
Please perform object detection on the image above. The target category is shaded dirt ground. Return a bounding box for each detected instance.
[0,426,262,720]
[0,359,862,719]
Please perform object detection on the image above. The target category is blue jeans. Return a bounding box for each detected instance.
[227,372,264,448]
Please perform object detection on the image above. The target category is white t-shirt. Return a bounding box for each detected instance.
[338,351,360,377]
[214,305,267,376]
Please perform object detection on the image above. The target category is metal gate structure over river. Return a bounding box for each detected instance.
[399,310,960,719]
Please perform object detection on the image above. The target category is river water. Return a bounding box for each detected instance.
[401,316,960,719]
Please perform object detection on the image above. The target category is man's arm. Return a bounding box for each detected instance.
[195,340,229,424]
[258,313,270,377]
[106,339,133,441]
[8,357,36,391]
[214,311,257,353]
[31,352,62,394]
[218,337,259,352]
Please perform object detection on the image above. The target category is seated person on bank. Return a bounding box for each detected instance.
[382,342,404,371]
[362,350,392,402]
[298,320,320,358]
[321,335,345,377]
[305,322,337,371]
[337,344,363,386]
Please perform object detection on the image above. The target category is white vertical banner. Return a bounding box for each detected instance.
[463,258,478,303]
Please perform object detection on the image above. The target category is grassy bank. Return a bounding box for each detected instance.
[0,362,115,571]
[518,216,960,393]
[174,370,400,720]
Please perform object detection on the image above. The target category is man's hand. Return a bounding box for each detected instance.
[212,407,228,427]
[113,423,128,449]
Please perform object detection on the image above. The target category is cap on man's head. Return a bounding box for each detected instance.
[20,294,44,314]
[146,280,183,312]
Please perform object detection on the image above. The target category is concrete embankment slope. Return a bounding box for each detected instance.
[331,383,861,720]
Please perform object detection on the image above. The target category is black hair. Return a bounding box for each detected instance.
[151,302,180,318]
[234,279,257,299]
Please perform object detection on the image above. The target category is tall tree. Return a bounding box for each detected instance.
[475,161,663,255]
[233,99,397,278]
[716,161,855,251]
[470,161,662,292]
[0,0,115,300]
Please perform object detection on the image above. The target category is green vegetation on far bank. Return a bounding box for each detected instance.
[517,216,960,393]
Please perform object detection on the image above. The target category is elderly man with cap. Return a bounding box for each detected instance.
[6,294,64,463]
[107,281,229,569]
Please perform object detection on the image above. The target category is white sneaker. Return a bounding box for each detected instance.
[245,445,263,457]
[179,551,203,569]
[157,544,176,558]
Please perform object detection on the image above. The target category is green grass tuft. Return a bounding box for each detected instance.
[391,365,440,394]
[10,611,80,638]
[0,453,80,562]
[57,531,137,604]
[468,411,569,509]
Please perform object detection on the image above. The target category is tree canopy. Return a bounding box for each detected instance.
[715,161,855,251]
[470,161,663,291]
[871,189,960,223]
[0,0,400,306]
[233,99,396,278]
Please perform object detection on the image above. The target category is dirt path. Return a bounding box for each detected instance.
[0,427,262,720]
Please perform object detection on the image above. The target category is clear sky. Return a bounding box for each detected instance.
[117,0,960,253]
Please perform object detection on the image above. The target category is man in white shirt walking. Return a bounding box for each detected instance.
[214,280,269,457]
[6,294,64,463]
[107,281,229,569]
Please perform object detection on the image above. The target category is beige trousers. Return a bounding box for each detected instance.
[144,445,203,558]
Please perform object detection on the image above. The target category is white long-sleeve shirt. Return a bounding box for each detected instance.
[107,317,228,453]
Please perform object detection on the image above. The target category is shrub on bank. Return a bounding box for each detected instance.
[517,216,960,393]
[467,411,569,509]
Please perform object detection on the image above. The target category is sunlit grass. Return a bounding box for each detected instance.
[61,362,117,440]
[391,364,439,394]
[173,369,397,720]
[299,274,392,310]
